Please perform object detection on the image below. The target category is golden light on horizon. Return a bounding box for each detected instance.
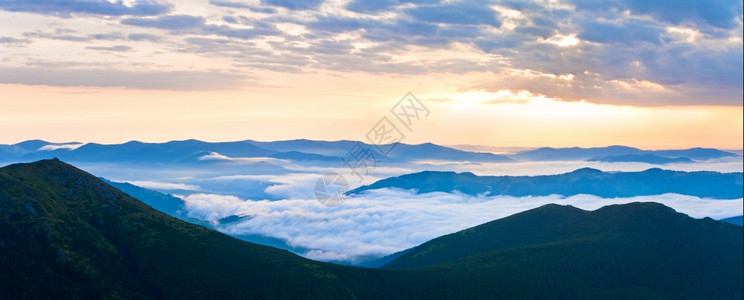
[1,83,740,150]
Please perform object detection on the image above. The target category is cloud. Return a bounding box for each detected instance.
[207,172,329,200]
[0,66,250,90]
[210,0,277,13]
[261,0,324,10]
[120,180,201,191]
[177,193,245,220]
[127,33,161,42]
[405,1,501,27]
[122,14,204,30]
[345,0,398,13]
[198,152,290,165]
[1,0,740,105]
[0,36,32,46]
[88,32,126,41]
[0,0,172,17]
[178,189,744,264]
[38,143,83,151]
[23,30,89,42]
[307,16,380,33]
[578,19,664,45]
[345,0,439,13]
[571,0,744,29]
[121,14,281,39]
[85,45,132,52]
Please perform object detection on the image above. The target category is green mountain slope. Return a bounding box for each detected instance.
[0,159,357,299]
[383,203,743,298]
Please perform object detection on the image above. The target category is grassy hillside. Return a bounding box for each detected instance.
[0,159,357,299]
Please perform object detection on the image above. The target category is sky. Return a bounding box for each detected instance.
[0,0,742,149]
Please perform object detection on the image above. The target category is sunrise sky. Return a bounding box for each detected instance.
[0,0,742,149]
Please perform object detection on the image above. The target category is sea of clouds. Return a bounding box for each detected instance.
[80,156,743,265]
[177,189,743,264]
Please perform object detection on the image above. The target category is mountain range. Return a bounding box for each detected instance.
[587,154,694,164]
[348,168,744,199]
[513,145,739,161]
[0,139,513,166]
[1,140,739,167]
[1,159,742,298]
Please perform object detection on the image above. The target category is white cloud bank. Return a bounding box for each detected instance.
[176,189,743,264]
[38,143,83,151]
[120,180,201,191]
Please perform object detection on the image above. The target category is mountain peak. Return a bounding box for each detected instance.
[569,167,604,174]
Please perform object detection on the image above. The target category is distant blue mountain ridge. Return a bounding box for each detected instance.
[1,140,738,166]
[0,139,513,165]
[588,154,694,164]
[513,145,738,161]
[720,216,743,226]
[348,168,743,199]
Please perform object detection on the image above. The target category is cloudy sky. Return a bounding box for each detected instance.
[0,0,741,148]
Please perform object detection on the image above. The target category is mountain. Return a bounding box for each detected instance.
[250,140,513,162]
[269,151,341,162]
[513,145,643,160]
[651,147,741,160]
[348,168,744,199]
[588,154,694,164]
[513,145,739,161]
[45,140,280,164]
[0,159,364,299]
[720,216,743,226]
[3,140,738,166]
[3,139,511,165]
[384,142,512,162]
[2,159,742,299]
[382,203,743,298]
[0,140,82,162]
[247,139,363,156]
[103,179,185,217]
